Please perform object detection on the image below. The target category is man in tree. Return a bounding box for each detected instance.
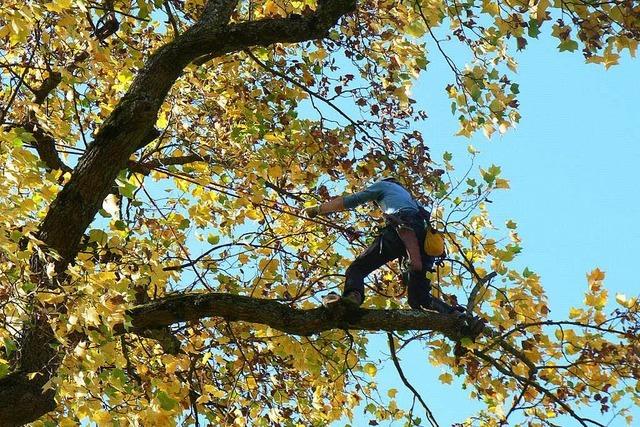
[305,177,460,313]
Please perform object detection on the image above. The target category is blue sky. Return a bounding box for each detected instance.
[346,33,640,426]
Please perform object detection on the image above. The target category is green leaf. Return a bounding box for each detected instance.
[207,234,220,245]
[443,152,453,161]
[3,338,16,357]
[481,164,501,183]
[156,390,178,411]
[21,281,35,293]
[116,172,137,198]
[558,39,579,52]
[405,21,426,38]
[88,229,108,245]
[528,19,540,38]
[0,363,9,379]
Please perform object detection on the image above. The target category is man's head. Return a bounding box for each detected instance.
[376,175,403,187]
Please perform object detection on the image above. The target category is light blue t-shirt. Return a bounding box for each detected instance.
[343,180,421,214]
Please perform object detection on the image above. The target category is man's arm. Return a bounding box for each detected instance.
[305,196,346,218]
[305,183,383,218]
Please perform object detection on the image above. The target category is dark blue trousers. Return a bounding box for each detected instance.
[343,211,434,308]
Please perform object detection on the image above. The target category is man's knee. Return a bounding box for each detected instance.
[345,258,368,280]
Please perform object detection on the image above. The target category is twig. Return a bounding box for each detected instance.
[136,175,214,292]
[475,351,605,427]
[0,48,36,125]
[164,0,180,35]
[387,333,439,427]
[244,49,376,142]
[466,271,497,315]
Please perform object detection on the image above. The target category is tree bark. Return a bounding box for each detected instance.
[0,371,56,427]
[125,293,469,340]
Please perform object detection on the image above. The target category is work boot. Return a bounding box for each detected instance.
[407,289,432,309]
[322,290,363,307]
[428,297,465,317]
[322,292,341,305]
[342,290,363,306]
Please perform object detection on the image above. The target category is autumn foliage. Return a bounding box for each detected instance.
[0,0,639,426]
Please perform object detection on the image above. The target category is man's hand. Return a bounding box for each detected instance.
[304,206,320,218]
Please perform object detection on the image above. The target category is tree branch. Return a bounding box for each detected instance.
[25,121,73,173]
[475,351,605,427]
[128,154,213,175]
[122,292,471,340]
[0,371,56,427]
[387,332,440,427]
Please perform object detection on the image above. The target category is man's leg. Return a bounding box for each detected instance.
[343,227,405,304]
[397,225,433,309]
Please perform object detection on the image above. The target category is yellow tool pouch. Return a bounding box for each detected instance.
[424,229,446,257]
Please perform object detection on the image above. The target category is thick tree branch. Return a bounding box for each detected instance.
[19,51,91,173]
[25,120,73,173]
[184,0,356,62]
[0,371,56,427]
[123,293,470,340]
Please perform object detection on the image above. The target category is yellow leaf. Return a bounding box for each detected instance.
[246,208,262,221]
[482,0,499,15]
[264,133,281,143]
[27,372,41,380]
[535,0,549,19]
[495,178,510,189]
[268,165,283,178]
[156,112,168,128]
[587,268,605,285]
[247,376,257,389]
[438,372,453,384]
[363,363,377,377]
[263,0,281,16]
[568,307,582,319]
[93,410,112,425]
[85,306,101,326]
[37,291,65,304]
